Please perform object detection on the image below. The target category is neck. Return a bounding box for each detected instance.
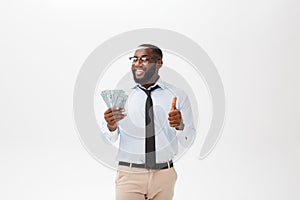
[143,76,159,89]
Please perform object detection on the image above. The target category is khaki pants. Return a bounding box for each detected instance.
[115,165,177,200]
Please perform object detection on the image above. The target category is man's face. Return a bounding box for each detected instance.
[131,47,161,85]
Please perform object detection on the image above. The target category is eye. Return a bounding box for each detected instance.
[129,57,138,62]
[140,57,149,62]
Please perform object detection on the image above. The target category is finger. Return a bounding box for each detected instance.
[106,118,116,124]
[106,117,116,124]
[171,97,177,111]
[105,113,116,119]
[168,110,181,117]
[107,113,126,121]
[169,120,180,124]
[168,115,181,121]
[168,112,178,117]
[168,116,181,121]
[111,111,124,116]
[169,119,181,125]
[169,122,180,127]
[168,114,179,119]
[104,107,123,114]
[169,123,175,127]
[106,112,122,119]
[105,110,125,118]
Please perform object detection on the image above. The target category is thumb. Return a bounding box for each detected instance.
[171,96,177,111]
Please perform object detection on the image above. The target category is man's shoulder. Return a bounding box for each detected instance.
[160,81,188,98]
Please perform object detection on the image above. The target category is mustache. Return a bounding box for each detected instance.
[132,67,144,72]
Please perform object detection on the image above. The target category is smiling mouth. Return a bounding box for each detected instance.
[133,67,145,76]
[135,69,144,76]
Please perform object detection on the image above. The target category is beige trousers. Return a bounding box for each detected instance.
[115,165,177,200]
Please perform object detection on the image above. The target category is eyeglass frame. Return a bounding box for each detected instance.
[129,56,161,64]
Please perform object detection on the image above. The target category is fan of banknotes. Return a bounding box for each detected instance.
[101,90,128,108]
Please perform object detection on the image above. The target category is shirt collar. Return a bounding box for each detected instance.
[131,76,167,90]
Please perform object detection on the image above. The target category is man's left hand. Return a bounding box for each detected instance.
[168,97,184,130]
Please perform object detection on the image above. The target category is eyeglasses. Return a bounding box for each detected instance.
[129,56,159,64]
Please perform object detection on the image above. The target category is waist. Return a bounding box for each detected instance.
[118,160,173,169]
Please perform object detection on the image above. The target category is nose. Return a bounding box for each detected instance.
[132,59,143,67]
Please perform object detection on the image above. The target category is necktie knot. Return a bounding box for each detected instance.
[139,85,160,96]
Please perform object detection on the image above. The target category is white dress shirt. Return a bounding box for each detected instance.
[101,77,196,164]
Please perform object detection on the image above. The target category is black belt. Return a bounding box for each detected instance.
[119,161,173,169]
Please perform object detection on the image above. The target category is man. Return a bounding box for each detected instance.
[102,44,196,200]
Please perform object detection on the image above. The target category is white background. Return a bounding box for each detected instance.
[1,0,300,199]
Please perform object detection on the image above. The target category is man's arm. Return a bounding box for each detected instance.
[101,107,126,143]
[168,95,196,148]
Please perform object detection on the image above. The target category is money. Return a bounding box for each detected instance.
[101,90,128,108]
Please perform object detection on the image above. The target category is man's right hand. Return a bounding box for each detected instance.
[104,107,126,131]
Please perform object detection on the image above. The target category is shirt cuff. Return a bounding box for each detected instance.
[176,127,195,148]
[105,124,119,134]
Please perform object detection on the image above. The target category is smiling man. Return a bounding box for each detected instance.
[102,44,196,200]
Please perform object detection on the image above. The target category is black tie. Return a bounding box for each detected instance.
[139,85,160,169]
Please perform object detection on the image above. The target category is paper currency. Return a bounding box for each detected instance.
[101,90,128,108]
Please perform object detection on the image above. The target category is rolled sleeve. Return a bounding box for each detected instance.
[176,95,196,148]
[101,120,120,143]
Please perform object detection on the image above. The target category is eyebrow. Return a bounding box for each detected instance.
[133,54,149,57]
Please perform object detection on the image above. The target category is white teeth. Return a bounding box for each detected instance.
[136,69,144,76]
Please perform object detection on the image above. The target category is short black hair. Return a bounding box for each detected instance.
[138,44,163,58]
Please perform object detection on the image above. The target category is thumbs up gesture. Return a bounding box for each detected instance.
[168,97,184,130]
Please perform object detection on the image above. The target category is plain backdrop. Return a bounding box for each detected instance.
[1,0,299,199]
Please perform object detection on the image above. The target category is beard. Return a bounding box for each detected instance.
[132,64,156,85]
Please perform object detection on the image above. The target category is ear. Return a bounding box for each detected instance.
[156,59,163,69]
